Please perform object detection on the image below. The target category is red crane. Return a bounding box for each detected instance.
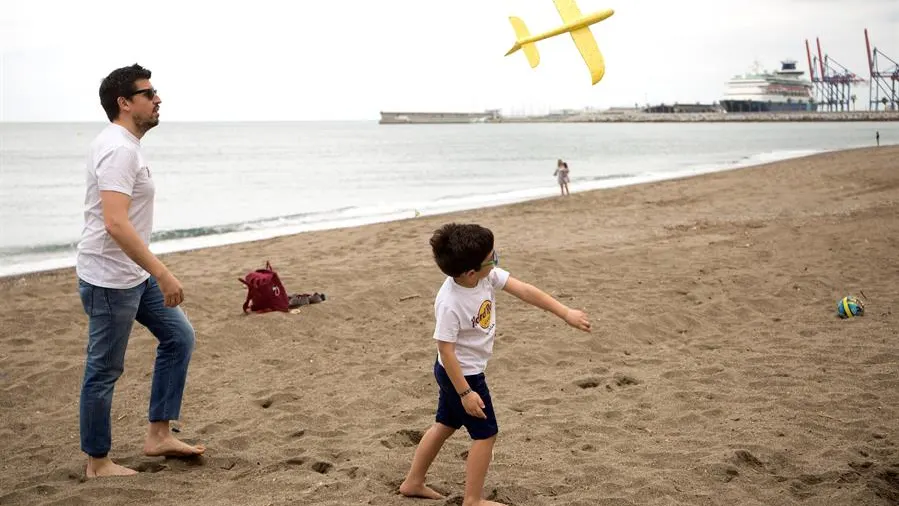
[865,29,899,111]
[805,37,865,112]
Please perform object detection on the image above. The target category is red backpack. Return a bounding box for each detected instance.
[239,261,290,313]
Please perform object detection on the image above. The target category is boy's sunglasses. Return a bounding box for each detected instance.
[129,88,158,100]
[480,251,500,269]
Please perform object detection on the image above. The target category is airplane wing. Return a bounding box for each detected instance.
[553,0,584,22]
[553,0,606,85]
[570,27,605,85]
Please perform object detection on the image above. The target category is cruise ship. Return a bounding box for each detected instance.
[720,60,816,113]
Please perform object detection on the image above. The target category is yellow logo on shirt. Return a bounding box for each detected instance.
[471,300,492,329]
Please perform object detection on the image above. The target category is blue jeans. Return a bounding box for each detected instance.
[77,277,195,458]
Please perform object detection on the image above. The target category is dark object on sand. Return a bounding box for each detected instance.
[288,292,327,309]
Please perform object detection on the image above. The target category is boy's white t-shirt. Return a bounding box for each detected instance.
[76,123,156,289]
[434,267,511,375]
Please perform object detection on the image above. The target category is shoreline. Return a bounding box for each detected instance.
[0,145,835,281]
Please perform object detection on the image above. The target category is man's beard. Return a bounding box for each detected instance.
[134,114,159,134]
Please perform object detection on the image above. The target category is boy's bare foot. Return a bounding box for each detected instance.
[85,457,138,478]
[399,480,444,499]
[143,435,205,457]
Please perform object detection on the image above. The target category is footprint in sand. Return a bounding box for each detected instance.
[731,449,765,470]
[163,454,205,469]
[199,419,234,435]
[311,461,333,474]
[220,435,250,451]
[710,464,740,483]
[342,466,363,479]
[661,369,688,380]
[29,484,58,496]
[285,456,307,466]
[575,378,601,389]
[217,458,243,471]
[596,374,642,392]
[128,460,167,473]
[614,375,641,387]
[253,391,300,410]
[870,466,899,501]
[789,480,817,499]
[485,485,537,505]
[255,397,274,409]
[51,360,70,370]
[278,457,333,474]
[380,429,424,449]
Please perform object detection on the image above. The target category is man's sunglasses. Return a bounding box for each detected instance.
[129,88,158,100]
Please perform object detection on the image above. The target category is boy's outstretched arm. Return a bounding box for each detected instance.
[502,276,592,332]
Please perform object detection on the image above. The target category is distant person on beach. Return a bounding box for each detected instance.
[876,131,880,147]
[75,63,204,478]
[553,159,570,196]
[400,223,591,505]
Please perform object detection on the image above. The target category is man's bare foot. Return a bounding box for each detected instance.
[144,421,205,457]
[143,435,205,457]
[399,480,444,499]
[463,501,507,506]
[85,457,138,478]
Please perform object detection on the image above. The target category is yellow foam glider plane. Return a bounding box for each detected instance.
[505,0,614,85]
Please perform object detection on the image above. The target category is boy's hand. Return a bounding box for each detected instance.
[462,392,487,419]
[565,309,591,332]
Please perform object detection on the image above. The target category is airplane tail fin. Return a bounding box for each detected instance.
[506,16,540,68]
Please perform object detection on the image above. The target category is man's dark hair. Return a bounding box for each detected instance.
[99,64,152,122]
[430,223,494,277]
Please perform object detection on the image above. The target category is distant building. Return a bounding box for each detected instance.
[604,106,642,115]
[643,103,723,113]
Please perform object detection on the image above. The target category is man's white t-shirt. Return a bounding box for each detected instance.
[434,267,511,375]
[76,123,155,289]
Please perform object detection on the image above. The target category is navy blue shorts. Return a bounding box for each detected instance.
[434,360,498,440]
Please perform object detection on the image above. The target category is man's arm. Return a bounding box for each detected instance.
[502,276,591,331]
[436,340,486,419]
[101,191,183,307]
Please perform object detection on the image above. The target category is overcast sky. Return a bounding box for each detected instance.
[2,0,897,121]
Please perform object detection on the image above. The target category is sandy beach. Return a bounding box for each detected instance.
[1,146,897,506]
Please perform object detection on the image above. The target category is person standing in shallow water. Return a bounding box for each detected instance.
[876,131,880,147]
[75,63,205,478]
[553,159,570,196]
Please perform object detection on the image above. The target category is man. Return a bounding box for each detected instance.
[876,131,880,147]
[76,63,205,478]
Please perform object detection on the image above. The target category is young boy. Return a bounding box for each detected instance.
[400,223,591,506]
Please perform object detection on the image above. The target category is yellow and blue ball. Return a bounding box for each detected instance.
[837,296,864,319]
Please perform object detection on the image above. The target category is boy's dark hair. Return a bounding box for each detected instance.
[99,64,152,122]
[430,223,494,277]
